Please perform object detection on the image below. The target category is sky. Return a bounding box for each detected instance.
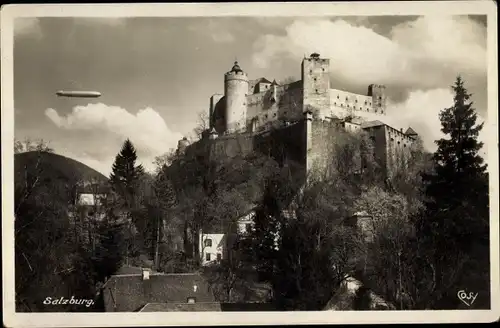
[13,15,489,176]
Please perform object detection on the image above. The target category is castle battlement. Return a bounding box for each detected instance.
[177,53,418,181]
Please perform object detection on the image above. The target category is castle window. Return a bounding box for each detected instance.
[355,99,358,103]
[359,107,362,110]
[337,95,339,99]
[365,101,367,105]
[381,111,384,114]
[322,68,325,71]
[391,138,394,142]
[314,77,317,81]
[404,144,407,148]
[334,102,336,105]
[316,89,318,93]
[341,104,343,107]
[309,70,312,74]
[379,96,382,100]
[347,105,350,108]
[264,114,268,119]
[397,141,400,145]
[375,109,378,113]
[346,97,348,100]
[273,113,277,117]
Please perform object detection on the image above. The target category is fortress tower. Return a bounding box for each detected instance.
[301,53,331,118]
[368,84,387,114]
[224,61,249,134]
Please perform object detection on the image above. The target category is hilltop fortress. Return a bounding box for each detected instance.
[176,53,419,181]
[170,53,421,266]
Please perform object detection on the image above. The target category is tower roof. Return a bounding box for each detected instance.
[405,127,418,135]
[230,61,243,73]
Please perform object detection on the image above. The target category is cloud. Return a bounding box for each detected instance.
[252,16,486,89]
[208,20,235,43]
[14,18,42,37]
[45,103,183,173]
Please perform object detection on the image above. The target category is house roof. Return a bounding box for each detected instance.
[360,120,385,129]
[256,77,272,84]
[405,127,418,135]
[138,302,222,312]
[102,273,215,312]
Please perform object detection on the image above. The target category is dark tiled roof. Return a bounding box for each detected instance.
[139,302,222,312]
[361,120,385,129]
[256,77,272,84]
[115,266,151,275]
[405,127,418,135]
[102,273,215,312]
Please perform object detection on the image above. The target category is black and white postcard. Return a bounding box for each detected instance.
[1,1,498,326]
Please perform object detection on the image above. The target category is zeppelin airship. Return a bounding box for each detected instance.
[56,90,102,98]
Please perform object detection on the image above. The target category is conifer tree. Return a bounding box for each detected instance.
[109,139,145,206]
[418,76,489,308]
[421,76,488,249]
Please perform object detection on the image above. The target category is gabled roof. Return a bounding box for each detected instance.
[405,127,418,135]
[256,77,272,84]
[102,273,215,312]
[360,120,385,129]
[138,302,222,312]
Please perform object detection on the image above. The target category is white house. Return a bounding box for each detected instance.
[198,231,225,266]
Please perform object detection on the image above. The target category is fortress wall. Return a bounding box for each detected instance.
[329,89,379,117]
[307,119,340,178]
[363,125,388,176]
[246,83,303,133]
[385,126,414,175]
[278,84,304,121]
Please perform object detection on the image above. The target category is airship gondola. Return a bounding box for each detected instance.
[56,90,102,98]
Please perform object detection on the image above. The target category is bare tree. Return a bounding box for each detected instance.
[192,110,210,141]
[14,138,54,154]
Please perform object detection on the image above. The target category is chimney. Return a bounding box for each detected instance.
[142,268,151,280]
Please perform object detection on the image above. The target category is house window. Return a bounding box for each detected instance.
[204,239,212,247]
[273,113,277,117]
[217,253,222,261]
[206,253,211,261]
[245,223,252,232]
[187,297,196,304]
[322,68,325,71]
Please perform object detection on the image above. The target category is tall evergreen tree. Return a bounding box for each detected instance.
[109,139,145,206]
[418,76,489,308]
